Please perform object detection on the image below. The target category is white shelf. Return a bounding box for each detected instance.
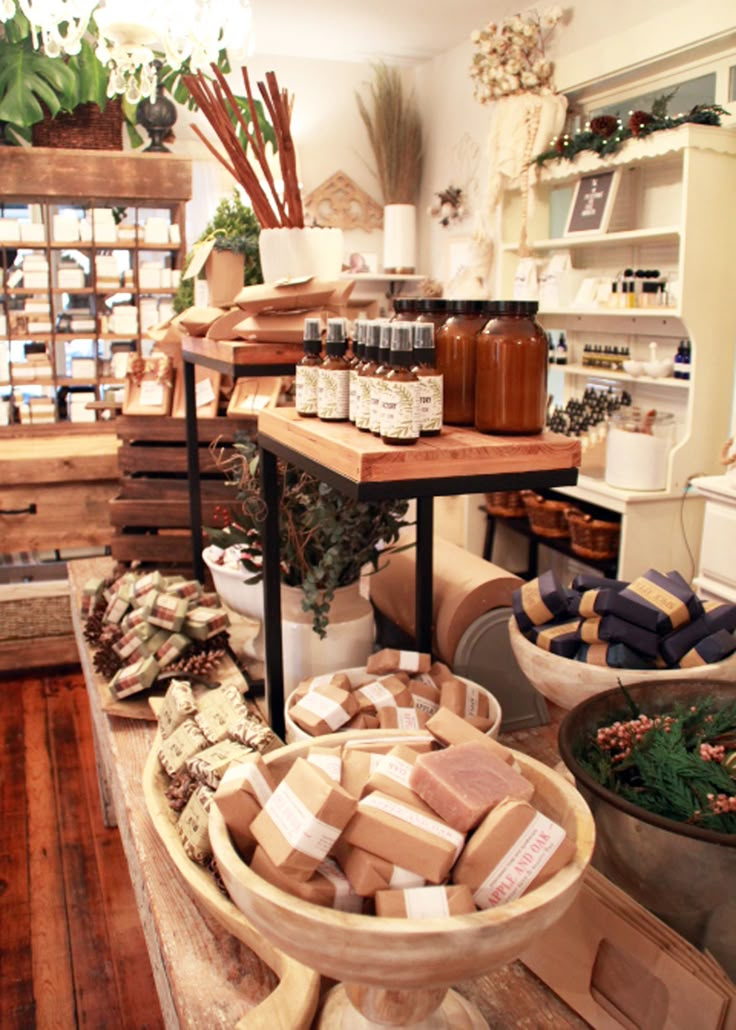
[551,474,689,514]
[503,226,681,252]
[539,308,682,323]
[557,362,689,389]
[339,273,425,283]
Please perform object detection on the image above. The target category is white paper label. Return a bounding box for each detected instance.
[361,793,464,858]
[358,681,396,710]
[264,782,341,861]
[139,380,164,407]
[295,364,319,415]
[308,752,342,782]
[195,376,216,408]
[308,673,335,690]
[380,378,419,439]
[221,760,272,807]
[389,865,426,889]
[317,858,363,913]
[473,812,567,910]
[464,684,481,719]
[396,708,421,730]
[348,367,360,422]
[403,886,451,920]
[374,754,413,788]
[317,368,349,419]
[369,378,385,434]
[413,695,439,717]
[297,691,349,731]
[356,375,372,430]
[417,372,443,433]
[398,650,421,673]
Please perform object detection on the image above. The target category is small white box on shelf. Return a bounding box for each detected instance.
[171,269,181,288]
[20,222,46,243]
[92,208,117,243]
[58,268,86,289]
[109,305,138,335]
[138,262,162,289]
[71,357,97,378]
[23,274,49,289]
[79,218,93,242]
[0,218,22,241]
[143,217,169,244]
[0,315,7,339]
[53,213,80,242]
[169,223,181,245]
[160,268,172,289]
[69,392,97,422]
[117,223,137,243]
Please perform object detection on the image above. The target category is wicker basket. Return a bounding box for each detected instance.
[565,507,621,561]
[520,490,571,538]
[32,100,123,150]
[484,490,527,518]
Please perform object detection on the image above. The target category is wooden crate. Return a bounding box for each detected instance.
[110,414,256,570]
[0,580,79,672]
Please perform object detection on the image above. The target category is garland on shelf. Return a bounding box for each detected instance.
[534,102,729,168]
[576,690,736,834]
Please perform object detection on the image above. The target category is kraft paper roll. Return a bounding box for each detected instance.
[369,533,522,664]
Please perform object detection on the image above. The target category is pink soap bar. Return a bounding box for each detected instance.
[409,742,535,832]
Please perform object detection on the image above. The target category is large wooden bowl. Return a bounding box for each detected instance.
[210,730,595,1028]
[508,618,736,710]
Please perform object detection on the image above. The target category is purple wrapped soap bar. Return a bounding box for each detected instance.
[527,618,581,658]
[571,573,628,593]
[512,570,568,633]
[679,629,736,668]
[575,642,656,669]
[621,569,704,633]
[659,617,711,667]
[703,600,736,634]
[578,589,659,633]
[579,614,659,658]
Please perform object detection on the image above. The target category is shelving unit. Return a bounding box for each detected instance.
[0,148,191,429]
[498,124,736,578]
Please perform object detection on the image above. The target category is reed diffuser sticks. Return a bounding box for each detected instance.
[184,66,304,230]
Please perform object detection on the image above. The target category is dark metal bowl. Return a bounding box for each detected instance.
[558,679,735,975]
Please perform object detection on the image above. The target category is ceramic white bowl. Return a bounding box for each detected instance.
[622,359,644,377]
[202,544,264,620]
[643,359,673,378]
[509,618,736,710]
[285,666,502,743]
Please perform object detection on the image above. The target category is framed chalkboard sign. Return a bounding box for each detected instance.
[564,169,621,236]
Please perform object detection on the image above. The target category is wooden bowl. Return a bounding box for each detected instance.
[209,730,595,1027]
[508,618,736,710]
[284,667,503,743]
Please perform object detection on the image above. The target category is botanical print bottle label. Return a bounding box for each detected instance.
[369,378,385,434]
[317,368,350,419]
[417,372,443,432]
[381,380,419,440]
[356,376,372,430]
[296,365,319,415]
[349,368,360,422]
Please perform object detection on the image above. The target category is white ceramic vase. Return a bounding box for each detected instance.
[382,203,416,273]
[258,226,344,282]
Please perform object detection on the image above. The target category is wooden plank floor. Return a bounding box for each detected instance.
[0,668,163,1030]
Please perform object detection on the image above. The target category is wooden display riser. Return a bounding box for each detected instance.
[110,414,256,569]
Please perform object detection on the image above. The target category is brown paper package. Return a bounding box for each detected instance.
[363,743,433,812]
[375,884,476,918]
[333,839,426,897]
[212,753,277,856]
[426,706,512,764]
[366,648,432,676]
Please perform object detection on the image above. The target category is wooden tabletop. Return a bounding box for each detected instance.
[258,406,581,487]
[69,556,588,1029]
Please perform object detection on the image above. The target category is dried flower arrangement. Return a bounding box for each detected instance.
[575,690,736,834]
[428,185,465,227]
[469,7,564,104]
[355,63,423,205]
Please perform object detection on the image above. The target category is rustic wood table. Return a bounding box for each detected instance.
[69,556,589,1029]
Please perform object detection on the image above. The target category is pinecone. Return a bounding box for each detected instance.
[167,632,229,676]
[83,597,108,645]
[93,640,123,680]
[165,769,197,813]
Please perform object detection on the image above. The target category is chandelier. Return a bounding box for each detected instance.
[1,0,253,103]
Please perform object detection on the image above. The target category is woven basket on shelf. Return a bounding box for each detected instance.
[565,507,621,561]
[520,490,570,539]
[484,490,527,518]
[32,100,124,150]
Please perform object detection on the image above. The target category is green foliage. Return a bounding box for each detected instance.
[0,35,78,126]
[173,191,262,314]
[205,434,413,638]
[576,696,736,834]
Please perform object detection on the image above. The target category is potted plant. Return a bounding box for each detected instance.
[203,433,412,640]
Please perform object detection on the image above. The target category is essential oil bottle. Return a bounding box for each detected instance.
[295,316,322,417]
[412,321,443,436]
[349,319,367,423]
[381,322,419,446]
[370,320,393,436]
[317,317,350,421]
[356,320,380,432]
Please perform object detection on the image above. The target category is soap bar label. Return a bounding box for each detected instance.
[317,368,349,419]
[362,793,464,858]
[404,885,450,920]
[359,681,396,710]
[297,691,348,730]
[265,782,341,860]
[308,752,342,782]
[417,373,443,433]
[222,761,273,807]
[295,365,319,415]
[473,813,566,909]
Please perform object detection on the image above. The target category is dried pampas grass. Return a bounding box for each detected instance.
[355,63,423,205]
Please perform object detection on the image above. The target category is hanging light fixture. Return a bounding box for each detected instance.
[1,0,253,102]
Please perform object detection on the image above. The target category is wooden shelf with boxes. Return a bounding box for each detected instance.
[0,148,191,432]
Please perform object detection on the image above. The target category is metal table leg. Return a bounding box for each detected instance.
[415,496,434,655]
[260,444,286,740]
[184,359,204,583]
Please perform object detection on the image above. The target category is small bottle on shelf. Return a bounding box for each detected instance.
[381,322,419,446]
[555,331,568,365]
[369,321,393,436]
[412,321,443,436]
[348,320,366,423]
[295,316,322,418]
[317,317,350,422]
[356,320,380,432]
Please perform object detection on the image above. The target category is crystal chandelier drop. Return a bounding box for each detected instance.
[1,0,253,102]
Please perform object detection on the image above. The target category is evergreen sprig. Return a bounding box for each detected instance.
[576,696,736,834]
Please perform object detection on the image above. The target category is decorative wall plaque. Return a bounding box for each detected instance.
[304,171,384,232]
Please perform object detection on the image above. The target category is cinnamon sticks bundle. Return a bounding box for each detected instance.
[184,65,304,230]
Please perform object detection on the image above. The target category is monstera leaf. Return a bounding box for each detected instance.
[0,37,78,125]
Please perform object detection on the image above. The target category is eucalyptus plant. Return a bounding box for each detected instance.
[205,434,412,638]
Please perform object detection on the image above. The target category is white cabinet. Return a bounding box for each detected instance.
[691,475,736,603]
[498,125,736,579]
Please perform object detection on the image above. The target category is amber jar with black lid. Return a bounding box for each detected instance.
[475,300,548,435]
[391,296,423,322]
[435,299,488,425]
[415,297,451,333]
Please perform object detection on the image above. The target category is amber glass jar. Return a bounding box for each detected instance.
[435,299,488,425]
[414,297,451,333]
[391,296,423,321]
[475,300,548,434]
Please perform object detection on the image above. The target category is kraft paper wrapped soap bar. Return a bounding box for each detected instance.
[341,749,382,798]
[375,884,476,919]
[333,839,425,896]
[453,798,575,909]
[195,684,248,744]
[251,758,357,881]
[355,675,414,715]
[157,678,198,739]
[307,746,343,783]
[409,677,440,718]
[213,754,277,854]
[186,739,255,789]
[378,706,428,731]
[148,592,189,633]
[621,569,704,633]
[363,744,433,811]
[158,718,209,777]
[679,629,736,668]
[571,573,628,593]
[512,570,568,633]
[425,706,513,764]
[410,742,535,833]
[184,606,230,640]
[177,784,214,864]
[439,677,493,721]
[342,790,465,884]
[365,648,432,676]
[289,682,358,736]
[251,848,364,913]
[110,654,159,699]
